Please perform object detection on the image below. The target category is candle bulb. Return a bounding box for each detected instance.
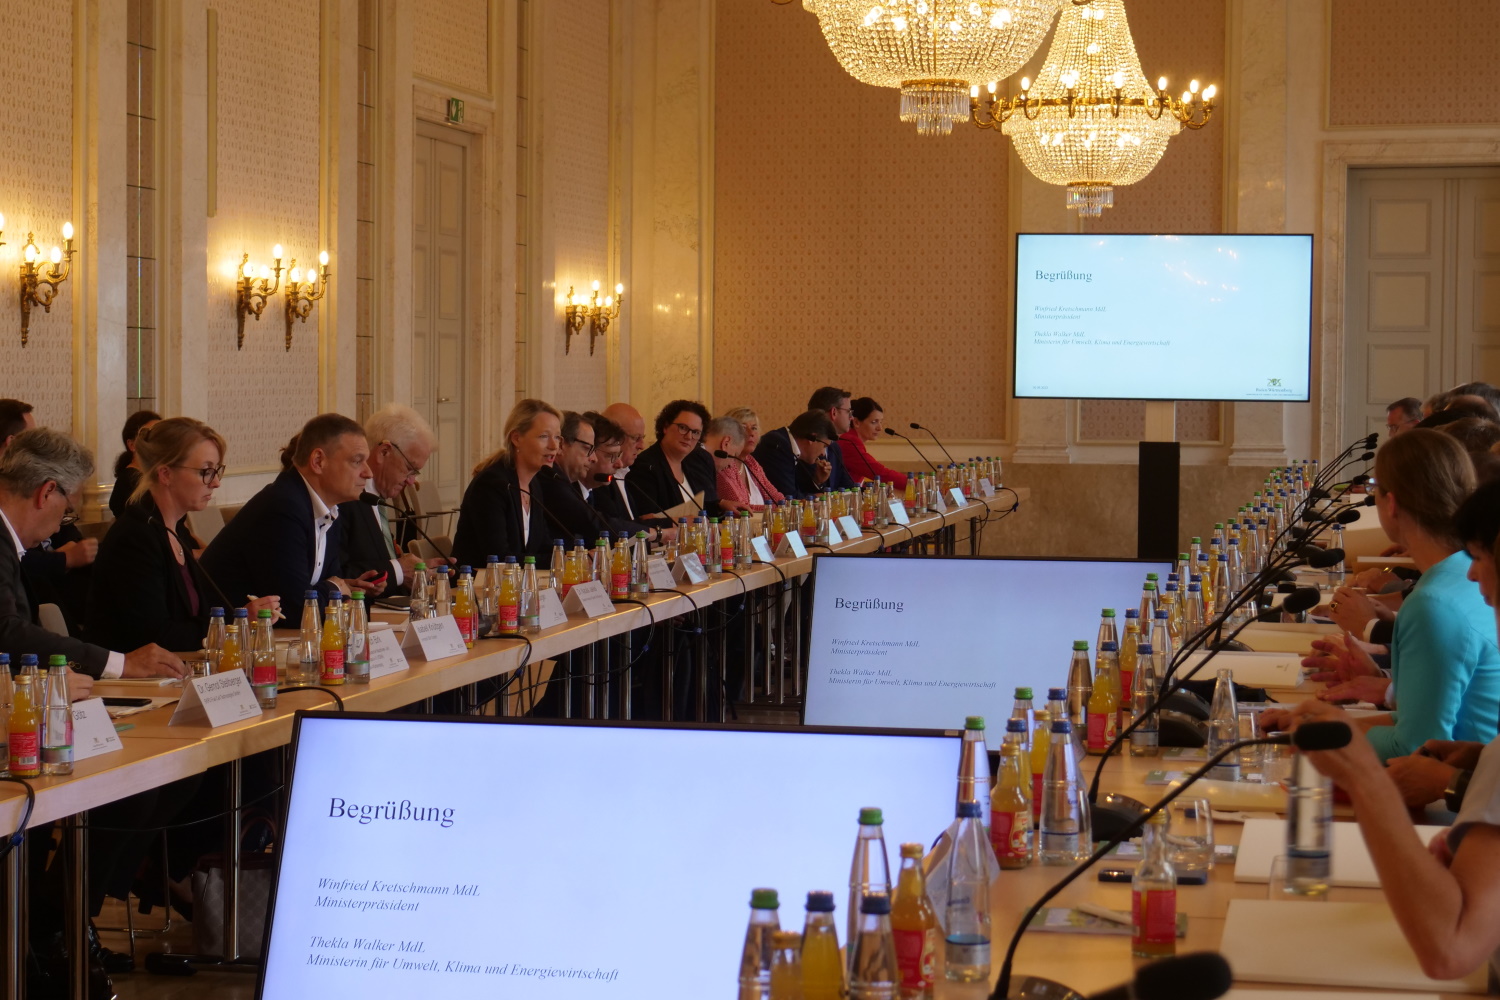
[61,222,73,241]
[0,212,6,230]
[273,244,283,261]
[319,250,329,268]
[290,267,302,284]
[49,247,61,265]
[615,283,624,295]
[242,260,254,279]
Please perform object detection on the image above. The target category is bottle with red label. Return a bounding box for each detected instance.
[9,662,40,778]
[610,536,631,599]
[1086,640,1120,755]
[453,565,477,647]
[889,842,938,998]
[989,742,1033,869]
[498,556,521,633]
[1131,811,1177,957]
[320,593,347,685]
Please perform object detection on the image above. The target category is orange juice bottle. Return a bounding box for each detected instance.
[1119,612,1141,731]
[769,504,787,550]
[610,536,631,599]
[890,842,938,997]
[1029,708,1052,823]
[990,743,1033,869]
[219,623,244,674]
[560,543,584,598]
[719,518,735,570]
[800,501,817,541]
[497,556,520,633]
[1086,641,1119,755]
[320,594,347,685]
[903,474,916,511]
[9,668,40,778]
[862,482,879,526]
[453,565,477,647]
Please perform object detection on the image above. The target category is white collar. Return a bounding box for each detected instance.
[0,508,25,559]
[299,473,337,524]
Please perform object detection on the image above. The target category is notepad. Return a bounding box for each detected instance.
[1234,818,1447,887]
[1180,650,1303,687]
[1220,900,1488,993]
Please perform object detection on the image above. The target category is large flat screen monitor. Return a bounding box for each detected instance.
[803,555,1171,744]
[257,715,960,1000]
[1012,233,1313,401]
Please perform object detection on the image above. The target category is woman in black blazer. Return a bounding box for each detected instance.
[452,399,562,568]
[106,408,159,516]
[629,399,727,517]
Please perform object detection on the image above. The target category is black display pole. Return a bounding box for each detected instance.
[1137,398,1181,561]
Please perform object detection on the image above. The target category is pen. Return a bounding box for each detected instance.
[1077,902,1133,926]
[246,595,287,623]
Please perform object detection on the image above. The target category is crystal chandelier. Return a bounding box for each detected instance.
[970,0,1216,216]
[800,0,1066,136]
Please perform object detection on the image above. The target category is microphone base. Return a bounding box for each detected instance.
[1090,792,1150,844]
[1004,975,1085,1000]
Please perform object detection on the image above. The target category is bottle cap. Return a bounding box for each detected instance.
[1178,553,1189,561]
[1147,811,1168,826]
[0,654,7,665]
[1034,708,1052,722]
[1155,609,1169,618]
[1100,608,1115,617]
[1191,537,1202,544]
[304,590,319,599]
[858,807,884,826]
[1048,687,1066,700]
[524,556,536,564]
[553,539,564,547]
[956,802,983,819]
[771,930,802,949]
[505,555,517,563]
[233,608,249,617]
[487,555,500,563]
[1050,718,1072,734]
[47,654,66,667]
[860,893,892,915]
[1138,643,1153,655]
[414,562,427,571]
[459,565,472,574]
[1188,582,1201,591]
[1100,641,1118,652]
[964,716,985,731]
[1164,583,1177,592]
[210,607,225,616]
[899,843,924,859]
[1014,686,1033,699]
[1071,640,1088,651]
[636,530,648,538]
[258,609,275,618]
[1006,718,1026,732]
[1143,582,1156,591]
[20,654,37,666]
[350,591,364,601]
[749,888,779,909]
[1124,608,1139,618]
[436,565,449,574]
[1217,553,1228,561]
[805,891,835,912]
[1146,572,1159,581]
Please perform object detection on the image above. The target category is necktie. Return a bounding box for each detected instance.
[373,503,397,559]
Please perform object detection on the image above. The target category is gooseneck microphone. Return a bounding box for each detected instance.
[883,427,938,472]
[1083,952,1233,1000]
[992,722,1352,1000]
[909,421,957,465]
[360,491,453,563]
[595,472,676,526]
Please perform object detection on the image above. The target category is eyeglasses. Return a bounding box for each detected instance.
[172,464,227,484]
[628,434,646,447]
[599,449,623,463]
[564,437,597,457]
[670,422,703,440]
[387,440,424,480]
[45,482,78,526]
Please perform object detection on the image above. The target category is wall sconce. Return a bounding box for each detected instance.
[563,286,588,354]
[587,280,624,356]
[283,252,330,351]
[235,245,284,349]
[16,220,76,348]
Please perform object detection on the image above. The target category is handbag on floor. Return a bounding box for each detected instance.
[189,816,276,960]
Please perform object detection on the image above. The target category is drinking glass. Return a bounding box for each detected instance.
[1269,854,1329,900]
[1165,796,1214,873]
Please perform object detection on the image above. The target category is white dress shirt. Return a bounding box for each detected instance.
[614,468,636,518]
[301,475,339,586]
[0,508,123,677]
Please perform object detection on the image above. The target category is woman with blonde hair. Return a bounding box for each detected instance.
[452,398,562,567]
[87,417,276,652]
[713,409,783,509]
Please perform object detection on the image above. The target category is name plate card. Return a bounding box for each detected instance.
[536,588,569,630]
[750,536,775,563]
[980,478,996,497]
[823,520,844,545]
[72,698,123,760]
[647,556,677,590]
[563,580,616,618]
[170,672,262,728]
[673,552,710,585]
[775,533,808,558]
[837,515,863,539]
[888,499,910,525]
[933,491,949,514]
[400,614,468,662]
[949,488,968,509]
[365,626,409,680]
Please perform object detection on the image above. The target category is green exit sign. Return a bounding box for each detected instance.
[446,98,465,124]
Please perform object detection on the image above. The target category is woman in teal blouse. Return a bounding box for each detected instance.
[1365,430,1500,761]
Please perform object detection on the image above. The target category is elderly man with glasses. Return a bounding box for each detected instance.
[0,428,185,682]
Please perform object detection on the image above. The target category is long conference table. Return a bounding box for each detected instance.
[0,491,1022,998]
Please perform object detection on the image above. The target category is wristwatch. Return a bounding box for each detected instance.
[1444,768,1472,813]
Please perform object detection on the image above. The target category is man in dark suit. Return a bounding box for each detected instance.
[753,411,839,499]
[202,413,383,618]
[595,402,656,523]
[339,404,447,596]
[806,386,856,490]
[0,428,184,680]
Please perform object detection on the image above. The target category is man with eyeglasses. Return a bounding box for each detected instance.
[538,411,670,543]
[0,428,184,682]
[339,404,447,598]
[806,386,856,491]
[598,403,649,521]
[1386,397,1423,438]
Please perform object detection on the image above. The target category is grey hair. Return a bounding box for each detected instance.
[706,416,746,448]
[365,404,437,454]
[723,407,760,430]
[0,428,95,497]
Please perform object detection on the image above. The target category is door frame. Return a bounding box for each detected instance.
[1321,139,1500,455]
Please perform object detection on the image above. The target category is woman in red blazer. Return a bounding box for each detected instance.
[838,397,908,490]
[714,409,785,510]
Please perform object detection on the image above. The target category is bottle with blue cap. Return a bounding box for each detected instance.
[942,801,991,982]
[294,590,322,685]
[849,892,900,998]
[1039,718,1084,865]
[1129,643,1160,757]
[204,607,226,672]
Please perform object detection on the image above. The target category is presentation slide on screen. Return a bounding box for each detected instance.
[803,556,1170,744]
[1013,234,1313,401]
[259,718,958,1000]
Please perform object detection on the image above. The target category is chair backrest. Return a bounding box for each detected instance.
[218,503,245,524]
[37,603,69,638]
[186,507,227,547]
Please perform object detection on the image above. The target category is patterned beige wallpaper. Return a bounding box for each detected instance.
[413,0,491,96]
[1329,0,1500,127]
[206,1,324,470]
[1077,0,1226,445]
[712,0,1010,437]
[549,0,610,413]
[0,7,74,432]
